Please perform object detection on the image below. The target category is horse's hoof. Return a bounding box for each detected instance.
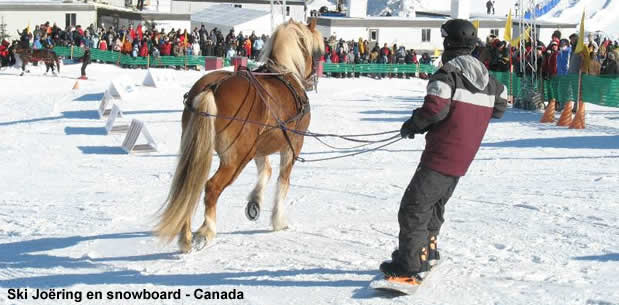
[245,201,260,221]
[192,234,208,251]
[178,240,192,254]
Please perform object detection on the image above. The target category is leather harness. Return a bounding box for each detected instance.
[183,64,312,161]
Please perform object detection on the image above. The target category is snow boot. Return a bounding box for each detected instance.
[380,247,430,278]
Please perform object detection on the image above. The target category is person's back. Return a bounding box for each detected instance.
[568,34,582,74]
[418,54,506,176]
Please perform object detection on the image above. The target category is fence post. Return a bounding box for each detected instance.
[147,55,150,69]
[70,46,74,60]
[184,55,187,70]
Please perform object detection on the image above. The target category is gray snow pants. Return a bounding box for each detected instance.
[397,165,459,273]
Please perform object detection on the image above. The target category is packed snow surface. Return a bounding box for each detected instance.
[0,63,618,304]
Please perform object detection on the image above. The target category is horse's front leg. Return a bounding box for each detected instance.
[272,149,295,231]
[245,156,272,221]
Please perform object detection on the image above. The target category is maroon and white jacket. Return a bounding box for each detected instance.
[411,55,507,177]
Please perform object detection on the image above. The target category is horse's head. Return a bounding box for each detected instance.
[260,18,325,90]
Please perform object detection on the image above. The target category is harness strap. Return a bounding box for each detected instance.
[184,65,309,161]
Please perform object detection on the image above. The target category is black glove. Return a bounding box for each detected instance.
[400,116,416,139]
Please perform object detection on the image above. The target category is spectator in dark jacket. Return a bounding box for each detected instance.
[601,52,618,75]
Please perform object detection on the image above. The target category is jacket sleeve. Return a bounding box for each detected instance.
[492,79,508,119]
[410,70,455,132]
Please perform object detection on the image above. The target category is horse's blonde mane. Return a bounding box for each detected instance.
[259,20,324,86]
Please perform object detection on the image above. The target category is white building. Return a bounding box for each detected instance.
[171,0,307,23]
[0,1,190,41]
[191,4,272,37]
[315,0,577,52]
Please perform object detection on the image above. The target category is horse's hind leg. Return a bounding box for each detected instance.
[245,156,272,221]
[272,149,295,231]
[193,157,254,250]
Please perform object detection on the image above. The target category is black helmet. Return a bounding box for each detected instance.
[441,19,477,50]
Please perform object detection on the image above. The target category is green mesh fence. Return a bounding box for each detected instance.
[582,75,619,107]
[52,46,617,107]
[53,46,236,68]
[323,63,437,74]
[489,71,618,108]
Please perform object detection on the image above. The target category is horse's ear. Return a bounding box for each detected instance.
[308,18,317,31]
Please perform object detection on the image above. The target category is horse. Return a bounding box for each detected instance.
[14,45,61,76]
[155,19,324,253]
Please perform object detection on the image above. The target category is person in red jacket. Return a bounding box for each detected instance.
[161,38,172,56]
[136,24,143,41]
[0,40,9,67]
[129,25,137,41]
[379,19,507,283]
[139,42,149,57]
[98,39,108,51]
[329,50,339,78]
[543,40,558,78]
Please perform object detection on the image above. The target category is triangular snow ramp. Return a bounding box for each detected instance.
[142,69,177,88]
[104,104,129,135]
[98,91,117,119]
[121,119,157,153]
[107,81,125,100]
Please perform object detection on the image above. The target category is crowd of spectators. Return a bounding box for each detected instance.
[2,21,617,80]
[320,35,434,79]
[3,21,269,63]
[478,30,618,77]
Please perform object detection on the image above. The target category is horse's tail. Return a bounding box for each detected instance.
[155,90,217,242]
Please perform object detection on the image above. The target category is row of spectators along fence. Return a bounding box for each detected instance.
[54,46,619,108]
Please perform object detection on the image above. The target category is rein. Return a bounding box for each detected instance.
[184,66,402,163]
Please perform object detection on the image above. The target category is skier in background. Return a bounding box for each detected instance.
[379,19,508,284]
[78,47,91,80]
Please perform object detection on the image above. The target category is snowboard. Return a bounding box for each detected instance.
[370,261,442,295]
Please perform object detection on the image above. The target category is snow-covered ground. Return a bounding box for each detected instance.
[0,63,618,305]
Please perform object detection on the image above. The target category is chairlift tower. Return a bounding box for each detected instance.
[270,0,287,32]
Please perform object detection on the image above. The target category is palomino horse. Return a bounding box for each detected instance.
[156,19,324,253]
[14,46,61,76]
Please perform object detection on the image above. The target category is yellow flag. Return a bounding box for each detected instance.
[575,11,586,53]
[472,20,480,30]
[510,27,530,47]
[574,10,590,71]
[121,32,126,44]
[504,9,512,42]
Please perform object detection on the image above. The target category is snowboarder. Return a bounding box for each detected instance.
[379,19,508,286]
[78,47,91,80]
